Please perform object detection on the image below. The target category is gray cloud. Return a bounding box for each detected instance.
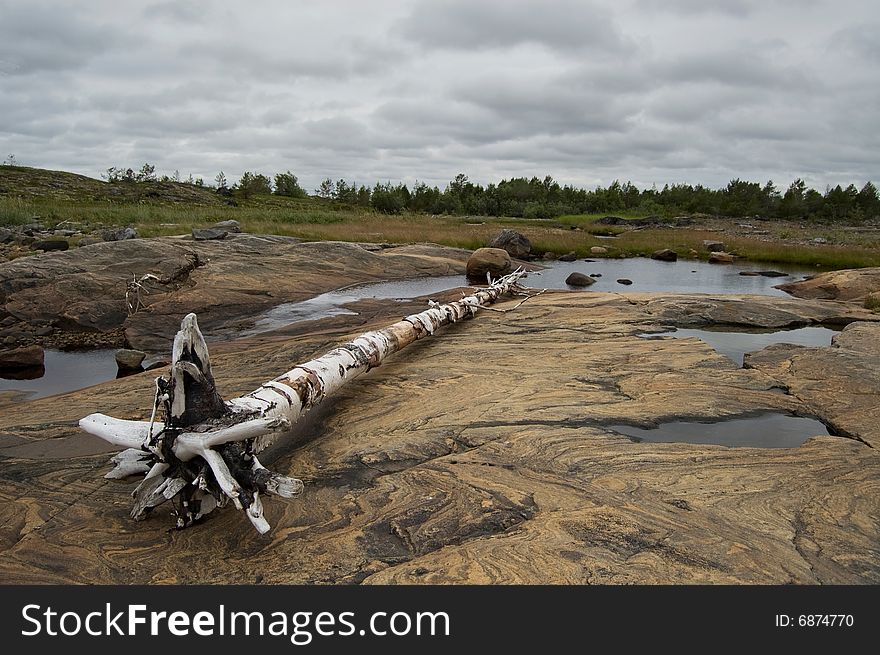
[398,0,628,54]
[1,0,877,191]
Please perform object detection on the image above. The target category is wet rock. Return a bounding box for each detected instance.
[487,229,530,259]
[102,227,138,242]
[708,252,735,264]
[192,227,228,241]
[31,239,69,252]
[775,267,880,301]
[0,344,44,370]
[616,278,633,285]
[590,273,602,278]
[758,271,788,278]
[590,246,608,255]
[651,248,677,262]
[558,251,577,262]
[565,272,595,287]
[740,271,760,276]
[703,240,725,252]
[466,248,511,281]
[115,349,146,371]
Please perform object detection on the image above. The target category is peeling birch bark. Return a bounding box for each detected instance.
[80,268,532,532]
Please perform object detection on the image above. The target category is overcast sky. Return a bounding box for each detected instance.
[1,0,878,191]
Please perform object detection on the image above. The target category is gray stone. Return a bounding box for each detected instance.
[565,272,596,287]
[708,252,735,264]
[0,228,13,244]
[115,349,146,371]
[211,220,241,233]
[703,240,725,252]
[487,229,531,259]
[651,248,678,262]
[102,227,138,242]
[192,227,229,241]
[558,251,577,262]
[31,239,69,252]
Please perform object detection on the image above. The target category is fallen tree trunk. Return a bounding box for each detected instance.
[80,268,532,533]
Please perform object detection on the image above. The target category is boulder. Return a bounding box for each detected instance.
[616,278,633,285]
[565,272,595,287]
[558,251,577,262]
[651,248,678,262]
[0,344,44,371]
[31,239,69,252]
[115,349,146,371]
[703,240,725,252]
[708,252,735,264]
[590,246,608,255]
[192,227,228,241]
[102,227,138,242]
[775,267,880,301]
[487,229,530,259]
[211,220,241,233]
[466,248,511,281]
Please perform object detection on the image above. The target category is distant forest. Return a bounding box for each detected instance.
[103,163,879,222]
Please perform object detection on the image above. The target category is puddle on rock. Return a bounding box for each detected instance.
[0,349,118,401]
[244,275,468,336]
[639,326,838,366]
[608,413,831,448]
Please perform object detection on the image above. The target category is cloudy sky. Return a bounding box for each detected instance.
[1,0,878,191]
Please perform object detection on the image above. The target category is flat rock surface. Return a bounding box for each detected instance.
[0,291,878,584]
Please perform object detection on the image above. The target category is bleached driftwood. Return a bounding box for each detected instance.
[81,268,532,533]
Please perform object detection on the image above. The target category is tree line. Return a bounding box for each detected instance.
[103,163,879,222]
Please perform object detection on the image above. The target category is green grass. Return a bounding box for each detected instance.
[2,165,879,270]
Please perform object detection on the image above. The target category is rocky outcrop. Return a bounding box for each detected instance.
[0,291,877,584]
[0,237,471,352]
[466,248,511,281]
[487,229,530,259]
[775,267,880,301]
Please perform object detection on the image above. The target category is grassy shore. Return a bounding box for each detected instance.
[2,166,879,269]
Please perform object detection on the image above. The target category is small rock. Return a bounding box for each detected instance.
[758,271,788,278]
[14,235,35,246]
[651,248,678,262]
[35,326,53,336]
[708,252,735,264]
[0,344,45,370]
[466,248,511,281]
[543,252,558,261]
[739,271,761,277]
[77,237,103,247]
[31,239,69,252]
[558,251,577,262]
[812,237,827,244]
[565,272,596,287]
[590,273,602,278]
[688,249,699,257]
[102,226,138,242]
[616,278,633,285]
[211,219,241,233]
[192,227,228,241]
[115,348,146,371]
[145,359,171,371]
[703,240,725,252]
[0,228,13,244]
[590,246,608,255]
[487,229,531,259]
[54,229,77,237]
